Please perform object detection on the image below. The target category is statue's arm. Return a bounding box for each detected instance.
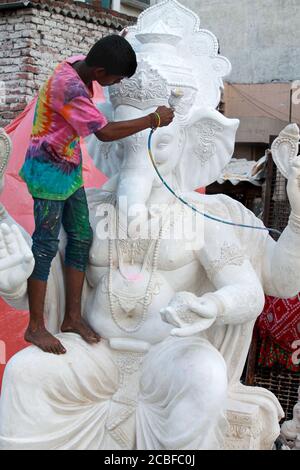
[0,213,33,311]
[161,226,265,336]
[197,236,265,326]
[0,278,29,311]
[262,220,300,298]
[262,159,300,298]
[0,129,33,309]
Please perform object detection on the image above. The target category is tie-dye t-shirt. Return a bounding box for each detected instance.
[19,55,107,200]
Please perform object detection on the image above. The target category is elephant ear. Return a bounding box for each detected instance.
[176,108,239,191]
[271,123,300,179]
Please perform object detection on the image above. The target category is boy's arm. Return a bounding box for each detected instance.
[95,106,174,142]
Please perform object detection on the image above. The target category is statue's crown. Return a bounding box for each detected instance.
[109,60,169,110]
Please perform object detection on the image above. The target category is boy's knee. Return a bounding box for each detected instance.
[32,237,60,261]
[65,224,93,271]
[69,224,93,248]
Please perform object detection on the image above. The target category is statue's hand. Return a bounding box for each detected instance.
[287,158,300,217]
[0,223,34,294]
[160,292,218,337]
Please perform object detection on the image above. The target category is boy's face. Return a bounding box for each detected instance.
[94,68,125,86]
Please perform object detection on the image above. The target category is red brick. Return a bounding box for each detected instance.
[0,0,132,123]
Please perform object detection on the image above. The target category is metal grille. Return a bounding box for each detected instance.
[263,153,290,240]
[247,152,299,421]
[253,352,300,421]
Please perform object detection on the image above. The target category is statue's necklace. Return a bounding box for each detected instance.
[108,210,165,333]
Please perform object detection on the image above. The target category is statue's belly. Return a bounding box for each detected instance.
[85,270,175,344]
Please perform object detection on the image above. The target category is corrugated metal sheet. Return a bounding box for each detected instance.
[0,0,135,30]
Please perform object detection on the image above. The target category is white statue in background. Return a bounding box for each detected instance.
[281,387,300,449]
[0,0,300,450]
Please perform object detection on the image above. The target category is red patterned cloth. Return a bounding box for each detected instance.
[257,295,300,371]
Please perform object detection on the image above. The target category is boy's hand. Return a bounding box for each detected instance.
[95,107,175,142]
[154,106,175,127]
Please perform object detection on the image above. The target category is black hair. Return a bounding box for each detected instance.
[85,35,137,78]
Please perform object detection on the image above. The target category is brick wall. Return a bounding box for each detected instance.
[0,0,134,126]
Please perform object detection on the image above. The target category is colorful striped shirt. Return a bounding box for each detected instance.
[19,55,107,200]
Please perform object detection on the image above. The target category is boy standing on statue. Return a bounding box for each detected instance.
[19,35,174,355]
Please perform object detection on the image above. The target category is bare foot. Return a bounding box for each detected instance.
[25,326,66,355]
[61,317,101,344]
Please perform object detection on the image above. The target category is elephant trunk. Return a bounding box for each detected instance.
[116,142,155,238]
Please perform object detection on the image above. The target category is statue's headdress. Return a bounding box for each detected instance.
[110,0,232,116]
[109,60,169,110]
[91,0,239,192]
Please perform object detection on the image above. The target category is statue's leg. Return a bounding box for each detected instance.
[137,336,228,450]
[0,334,119,450]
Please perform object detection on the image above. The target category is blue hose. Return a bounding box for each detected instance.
[147,129,281,237]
